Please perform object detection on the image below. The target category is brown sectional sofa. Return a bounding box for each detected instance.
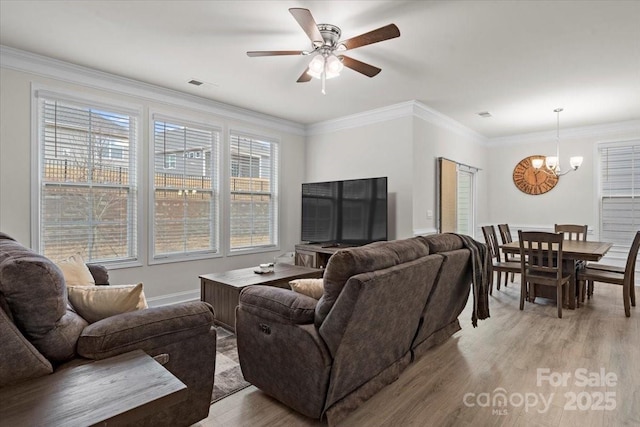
[0,233,217,426]
[236,233,489,424]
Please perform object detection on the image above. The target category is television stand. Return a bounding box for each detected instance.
[295,243,359,268]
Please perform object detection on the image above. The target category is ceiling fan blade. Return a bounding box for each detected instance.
[297,69,312,83]
[340,55,381,78]
[341,24,400,50]
[247,50,304,57]
[289,8,323,44]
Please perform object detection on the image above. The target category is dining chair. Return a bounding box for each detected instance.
[498,224,519,284]
[518,231,571,318]
[554,224,588,241]
[576,230,639,317]
[481,225,520,294]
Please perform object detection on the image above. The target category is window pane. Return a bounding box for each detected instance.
[599,141,640,283]
[153,118,219,258]
[229,134,278,250]
[39,97,137,263]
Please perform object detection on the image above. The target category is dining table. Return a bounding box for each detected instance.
[500,239,613,309]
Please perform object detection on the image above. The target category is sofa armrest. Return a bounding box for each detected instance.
[86,264,109,285]
[239,286,317,325]
[76,301,214,360]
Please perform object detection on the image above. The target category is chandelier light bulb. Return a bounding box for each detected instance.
[531,158,544,169]
[545,156,558,170]
[570,156,583,170]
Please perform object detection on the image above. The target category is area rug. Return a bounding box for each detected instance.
[211,327,251,403]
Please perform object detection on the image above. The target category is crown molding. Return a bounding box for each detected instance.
[411,101,488,144]
[306,99,488,144]
[487,120,640,147]
[0,45,306,136]
[305,100,416,135]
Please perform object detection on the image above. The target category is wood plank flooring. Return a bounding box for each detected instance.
[196,281,639,427]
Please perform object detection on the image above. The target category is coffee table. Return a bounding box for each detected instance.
[200,264,323,331]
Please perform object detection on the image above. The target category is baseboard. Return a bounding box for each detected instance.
[146,289,200,307]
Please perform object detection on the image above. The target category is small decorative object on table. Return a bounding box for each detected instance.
[255,263,274,274]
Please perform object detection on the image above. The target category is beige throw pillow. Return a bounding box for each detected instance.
[56,253,95,286]
[67,283,148,323]
[289,278,324,300]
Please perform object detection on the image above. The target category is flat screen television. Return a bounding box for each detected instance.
[301,177,388,245]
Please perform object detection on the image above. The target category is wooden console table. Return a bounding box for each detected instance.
[200,264,323,331]
[295,243,357,268]
[0,350,187,427]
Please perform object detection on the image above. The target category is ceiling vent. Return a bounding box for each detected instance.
[477,111,492,118]
[188,79,204,86]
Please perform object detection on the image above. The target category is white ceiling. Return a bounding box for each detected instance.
[1,0,639,138]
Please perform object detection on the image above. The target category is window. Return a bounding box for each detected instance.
[599,141,640,266]
[229,133,278,251]
[152,116,220,259]
[164,153,176,170]
[36,93,138,263]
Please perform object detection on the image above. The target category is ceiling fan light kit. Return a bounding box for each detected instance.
[247,8,400,94]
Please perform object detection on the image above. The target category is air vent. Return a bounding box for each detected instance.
[188,79,204,86]
[477,111,492,118]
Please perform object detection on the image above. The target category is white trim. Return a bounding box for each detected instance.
[1,45,305,136]
[412,102,488,144]
[306,101,414,135]
[413,228,439,236]
[487,120,640,147]
[226,130,281,256]
[30,84,145,263]
[306,100,488,144]
[146,289,200,307]
[148,109,224,263]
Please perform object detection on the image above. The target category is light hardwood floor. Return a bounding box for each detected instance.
[197,281,639,427]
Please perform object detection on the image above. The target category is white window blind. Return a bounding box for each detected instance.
[152,117,220,258]
[599,141,640,273]
[37,95,138,263]
[229,133,278,251]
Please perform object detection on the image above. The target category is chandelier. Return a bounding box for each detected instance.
[531,108,583,176]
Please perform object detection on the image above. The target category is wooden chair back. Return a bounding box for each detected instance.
[554,224,588,241]
[481,225,501,262]
[518,231,570,317]
[624,231,640,288]
[518,231,564,281]
[498,224,513,244]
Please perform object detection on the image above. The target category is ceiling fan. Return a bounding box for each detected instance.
[247,8,400,94]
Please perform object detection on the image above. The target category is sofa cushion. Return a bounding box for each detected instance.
[289,278,324,299]
[418,233,464,253]
[56,253,95,286]
[0,236,87,362]
[77,301,215,360]
[240,286,317,325]
[67,283,148,323]
[0,307,53,386]
[315,237,429,326]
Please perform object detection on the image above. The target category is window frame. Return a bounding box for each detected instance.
[597,140,640,271]
[148,111,223,264]
[31,86,143,268]
[225,130,280,256]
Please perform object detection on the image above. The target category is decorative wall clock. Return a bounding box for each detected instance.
[512,155,558,195]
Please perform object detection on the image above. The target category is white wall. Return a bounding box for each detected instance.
[305,116,414,239]
[0,58,306,304]
[413,117,489,237]
[305,102,490,240]
[486,122,640,237]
